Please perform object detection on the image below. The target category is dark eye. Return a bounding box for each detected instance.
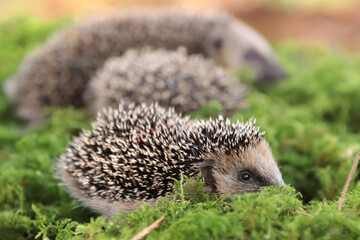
[212,38,223,49]
[244,50,257,60]
[239,171,253,182]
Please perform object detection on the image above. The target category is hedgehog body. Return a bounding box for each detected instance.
[5,9,285,125]
[85,48,247,115]
[57,103,284,217]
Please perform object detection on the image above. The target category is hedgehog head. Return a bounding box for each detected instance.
[190,117,284,195]
[204,19,287,83]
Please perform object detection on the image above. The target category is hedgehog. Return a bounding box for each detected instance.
[57,102,284,217]
[5,9,286,125]
[84,48,247,116]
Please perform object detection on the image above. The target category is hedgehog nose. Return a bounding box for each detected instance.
[256,63,288,83]
[275,67,288,80]
[278,178,285,185]
[275,67,287,79]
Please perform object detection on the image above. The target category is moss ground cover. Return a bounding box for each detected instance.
[0,17,360,239]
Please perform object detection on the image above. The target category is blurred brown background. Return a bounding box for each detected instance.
[1,0,360,51]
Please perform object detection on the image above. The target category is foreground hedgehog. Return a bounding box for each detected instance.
[85,48,247,115]
[5,9,286,125]
[57,102,284,217]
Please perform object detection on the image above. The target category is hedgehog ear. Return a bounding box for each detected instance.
[209,36,223,51]
[199,162,217,193]
[204,34,224,57]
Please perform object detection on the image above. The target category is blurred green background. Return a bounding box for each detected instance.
[1,0,360,239]
[1,0,360,50]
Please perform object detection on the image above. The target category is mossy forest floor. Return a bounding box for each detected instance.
[1,17,360,240]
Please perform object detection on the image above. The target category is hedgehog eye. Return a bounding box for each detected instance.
[239,171,253,182]
[244,50,257,61]
[212,38,223,50]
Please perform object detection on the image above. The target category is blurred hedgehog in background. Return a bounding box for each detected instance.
[57,102,284,217]
[85,48,247,116]
[5,9,285,125]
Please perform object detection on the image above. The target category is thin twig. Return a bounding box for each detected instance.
[338,152,360,211]
[314,203,322,215]
[131,216,165,240]
[287,206,294,215]
[294,211,313,217]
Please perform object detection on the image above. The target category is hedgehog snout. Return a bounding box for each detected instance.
[255,60,288,83]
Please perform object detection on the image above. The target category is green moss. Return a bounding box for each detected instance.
[0,17,360,239]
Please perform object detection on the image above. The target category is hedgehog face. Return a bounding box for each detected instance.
[200,139,284,195]
[205,22,287,83]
